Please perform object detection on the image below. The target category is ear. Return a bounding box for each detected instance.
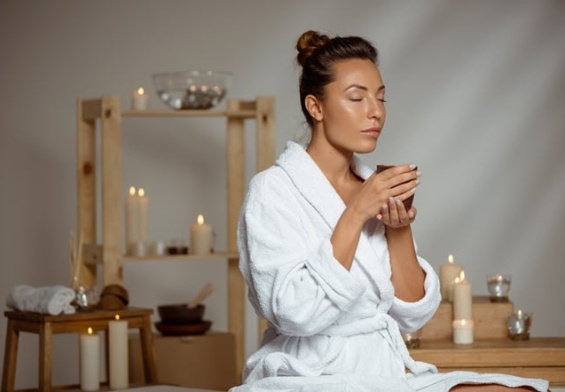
[304,94,323,122]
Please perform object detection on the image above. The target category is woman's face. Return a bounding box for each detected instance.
[317,58,386,154]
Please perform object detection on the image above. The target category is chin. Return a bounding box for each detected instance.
[355,140,378,154]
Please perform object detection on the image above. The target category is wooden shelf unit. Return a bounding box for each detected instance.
[76,95,275,381]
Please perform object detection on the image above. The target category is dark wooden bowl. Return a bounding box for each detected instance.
[157,303,205,324]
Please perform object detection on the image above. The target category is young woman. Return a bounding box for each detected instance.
[231,30,549,392]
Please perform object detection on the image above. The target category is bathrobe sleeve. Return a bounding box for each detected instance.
[388,255,441,333]
[238,171,366,337]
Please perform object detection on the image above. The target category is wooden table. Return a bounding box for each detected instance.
[1,307,157,392]
[410,337,565,386]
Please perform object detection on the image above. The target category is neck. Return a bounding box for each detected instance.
[306,129,354,184]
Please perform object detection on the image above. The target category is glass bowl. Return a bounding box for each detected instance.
[152,70,231,110]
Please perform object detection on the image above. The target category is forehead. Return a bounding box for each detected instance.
[330,58,383,89]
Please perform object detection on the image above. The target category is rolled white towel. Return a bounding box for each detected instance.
[6,285,76,315]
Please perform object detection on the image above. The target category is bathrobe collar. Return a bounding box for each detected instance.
[276,141,394,302]
[276,141,375,229]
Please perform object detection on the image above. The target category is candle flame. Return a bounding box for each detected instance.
[460,270,465,281]
[137,87,144,95]
[87,327,93,335]
[461,320,467,326]
[517,309,523,317]
[129,186,136,196]
[454,277,460,284]
[197,214,204,225]
[448,254,454,264]
[115,314,120,321]
[138,188,145,197]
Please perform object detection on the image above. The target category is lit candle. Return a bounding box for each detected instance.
[125,186,140,248]
[453,270,473,320]
[439,254,463,300]
[452,319,474,344]
[137,188,149,243]
[109,314,128,389]
[79,327,99,391]
[131,87,149,110]
[190,214,213,255]
[448,276,460,302]
[124,187,149,255]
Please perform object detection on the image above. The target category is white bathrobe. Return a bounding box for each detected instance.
[232,141,548,392]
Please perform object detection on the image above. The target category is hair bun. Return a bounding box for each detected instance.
[296,30,331,67]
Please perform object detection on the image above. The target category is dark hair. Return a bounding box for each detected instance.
[296,30,379,127]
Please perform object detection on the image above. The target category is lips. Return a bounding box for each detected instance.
[361,127,381,137]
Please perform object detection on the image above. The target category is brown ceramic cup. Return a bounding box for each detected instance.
[376,164,416,210]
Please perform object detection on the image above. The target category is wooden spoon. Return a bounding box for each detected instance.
[187,282,214,308]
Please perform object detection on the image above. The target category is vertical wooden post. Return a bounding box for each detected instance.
[256,96,276,172]
[77,98,98,288]
[227,99,246,382]
[255,96,276,341]
[100,96,123,285]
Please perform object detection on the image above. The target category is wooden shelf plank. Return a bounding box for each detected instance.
[121,109,256,119]
[122,252,238,262]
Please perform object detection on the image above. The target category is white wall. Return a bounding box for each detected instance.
[1,0,564,388]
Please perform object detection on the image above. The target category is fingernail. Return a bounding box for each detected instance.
[382,205,388,211]
[409,163,417,170]
[396,199,402,206]
[415,179,420,185]
[411,187,418,193]
[389,197,394,204]
[416,171,422,177]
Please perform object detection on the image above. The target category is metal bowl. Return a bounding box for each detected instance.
[152,70,231,110]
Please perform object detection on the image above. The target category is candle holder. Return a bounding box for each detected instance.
[127,240,148,257]
[72,280,99,312]
[507,310,532,340]
[487,274,511,303]
[401,328,423,349]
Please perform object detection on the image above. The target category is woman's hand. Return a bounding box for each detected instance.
[377,197,417,228]
[347,163,419,225]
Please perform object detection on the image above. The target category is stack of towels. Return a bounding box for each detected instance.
[6,285,76,315]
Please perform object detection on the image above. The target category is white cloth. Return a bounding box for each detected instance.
[6,284,76,315]
[231,141,548,391]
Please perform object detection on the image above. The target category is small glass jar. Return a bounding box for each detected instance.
[401,328,423,349]
[487,274,511,302]
[507,310,532,340]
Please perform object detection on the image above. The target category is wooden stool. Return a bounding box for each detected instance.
[1,307,158,392]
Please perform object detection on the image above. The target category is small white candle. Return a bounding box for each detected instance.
[190,214,213,255]
[79,327,99,391]
[109,314,128,389]
[453,319,474,344]
[453,270,473,320]
[439,254,463,300]
[131,87,149,110]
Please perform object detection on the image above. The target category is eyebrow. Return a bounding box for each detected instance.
[344,84,386,92]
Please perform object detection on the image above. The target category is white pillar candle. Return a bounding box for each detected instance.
[439,254,463,300]
[79,327,100,391]
[190,214,213,255]
[131,87,149,110]
[137,188,149,243]
[109,315,128,389]
[125,187,149,254]
[453,271,473,320]
[453,319,474,344]
[448,276,460,302]
[125,186,140,247]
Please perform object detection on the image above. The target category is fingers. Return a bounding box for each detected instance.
[378,197,416,228]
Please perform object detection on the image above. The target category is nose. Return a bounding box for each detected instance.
[368,97,384,120]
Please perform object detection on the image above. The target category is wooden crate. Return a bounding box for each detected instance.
[422,296,514,340]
